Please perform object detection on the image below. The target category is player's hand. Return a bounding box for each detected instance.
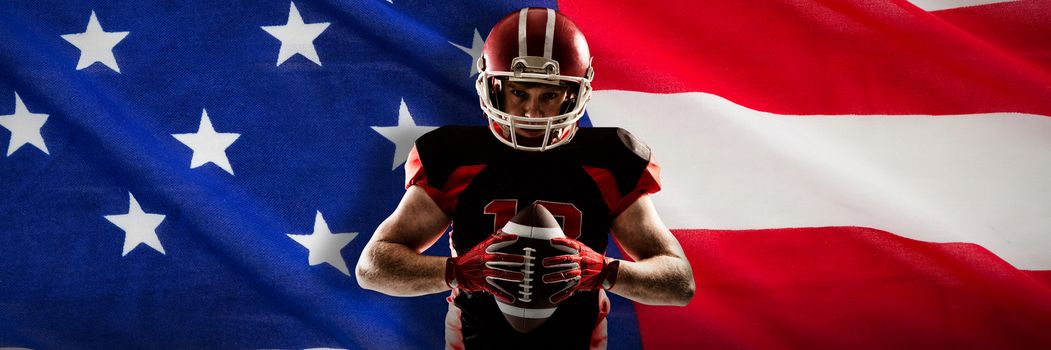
[445,234,525,303]
[541,237,620,303]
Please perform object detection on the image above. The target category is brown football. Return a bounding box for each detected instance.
[491,203,574,333]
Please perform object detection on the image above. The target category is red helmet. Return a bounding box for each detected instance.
[475,8,594,151]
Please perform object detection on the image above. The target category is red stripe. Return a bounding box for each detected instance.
[612,159,660,217]
[440,165,487,214]
[635,227,1051,349]
[582,159,661,218]
[405,147,486,215]
[404,146,448,208]
[559,1,1051,115]
[581,166,620,214]
[931,1,1051,74]
[1029,270,1051,288]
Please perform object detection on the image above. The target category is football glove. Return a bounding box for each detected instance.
[542,237,620,303]
[445,233,525,303]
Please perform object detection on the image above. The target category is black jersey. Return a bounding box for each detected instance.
[405,126,660,350]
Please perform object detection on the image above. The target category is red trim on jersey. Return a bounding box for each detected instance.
[582,166,621,214]
[445,289,465,350]
[612,158,662,217]
[405,145,449,209]
[490,120,505,137]
[404,145,424,189]
[590,289,612,350]
[441,165,487,214]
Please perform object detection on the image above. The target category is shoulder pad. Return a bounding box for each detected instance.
[616,128,652,162]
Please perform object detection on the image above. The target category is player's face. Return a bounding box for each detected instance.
[499,80,570,139]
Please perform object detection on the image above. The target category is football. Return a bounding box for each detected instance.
[491,203,573,333]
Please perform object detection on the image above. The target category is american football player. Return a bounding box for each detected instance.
[356,8,694,349]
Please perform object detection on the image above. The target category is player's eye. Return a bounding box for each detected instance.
[511,90,526,98]
[542,92,559,101]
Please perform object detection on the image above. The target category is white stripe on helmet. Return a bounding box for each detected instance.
[518,8,528,57]
[544,9,555,59]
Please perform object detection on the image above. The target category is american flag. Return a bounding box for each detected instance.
[2,0,1050,348]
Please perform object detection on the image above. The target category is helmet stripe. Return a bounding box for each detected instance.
[518,8,528,57]
[544,9,555,59]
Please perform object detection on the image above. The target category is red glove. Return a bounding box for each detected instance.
[542,237,620,303]
[445,234,525,303]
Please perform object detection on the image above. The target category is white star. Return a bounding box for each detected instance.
[287,211,358,276]
[0,92,49,157]
[371,99,438,170]
[449,29,485,76]
[172,109,241,175]
[261,2,331,66]
[104,192,167,256]
[60,10,129,73]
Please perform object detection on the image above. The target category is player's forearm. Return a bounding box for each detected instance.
[609,254,694,306]
[355,240,450,296]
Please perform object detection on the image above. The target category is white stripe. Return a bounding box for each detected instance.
[501,221,565,240]
[543,9,555,59]
[905,0,1016,11]
[497,301,557,319]
[518,8,528,57]
[588,90,1051,270]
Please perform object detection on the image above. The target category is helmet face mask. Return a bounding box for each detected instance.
[477,69,591,151]
[476,8,594,152]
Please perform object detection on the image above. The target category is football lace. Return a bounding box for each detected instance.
[518,247,536,302]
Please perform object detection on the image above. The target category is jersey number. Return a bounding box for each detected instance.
[483,199,583,239]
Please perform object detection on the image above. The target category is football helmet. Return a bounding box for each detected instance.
[476,8,594,151]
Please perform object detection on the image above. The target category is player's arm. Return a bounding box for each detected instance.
[355,185,452,296]
[608,194,695,306]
